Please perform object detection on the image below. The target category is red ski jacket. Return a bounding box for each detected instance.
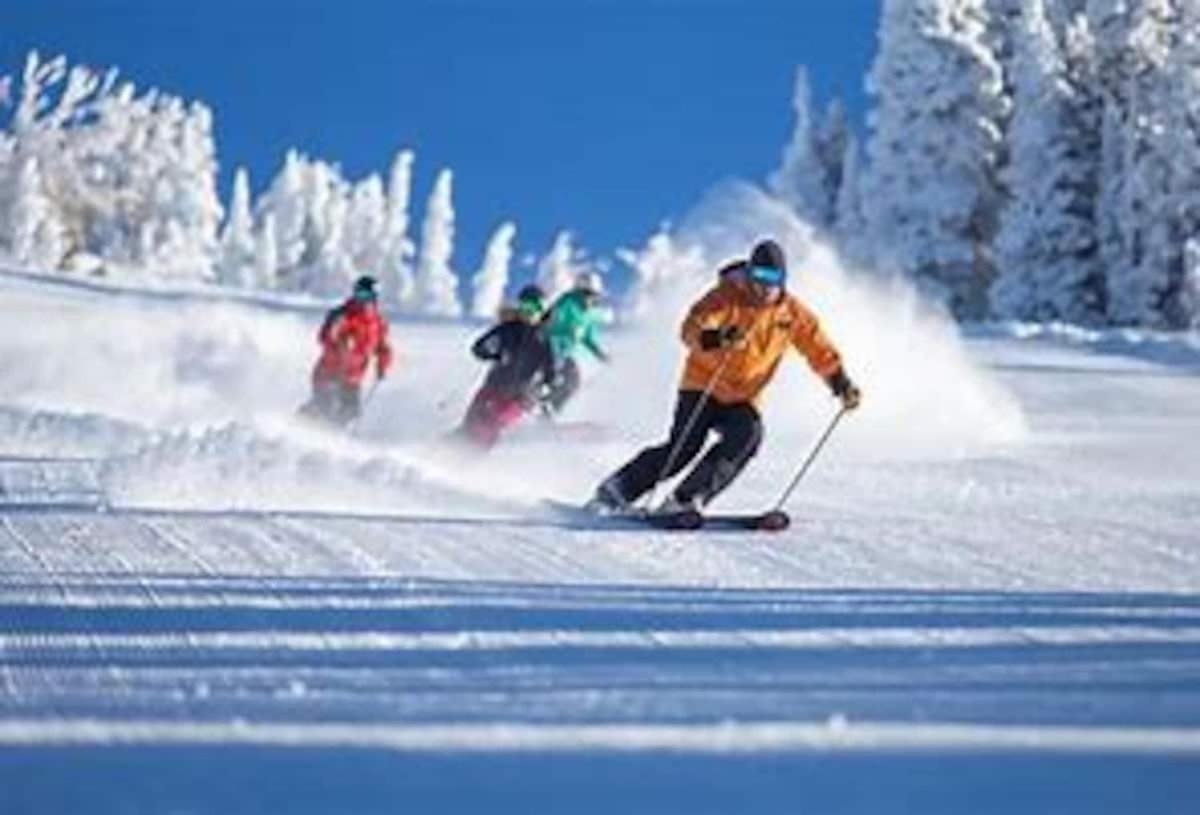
[312,300,394,387]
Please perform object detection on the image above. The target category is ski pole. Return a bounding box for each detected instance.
[643,351,733,510]
[771,406,848,513]
[348,378,382,436]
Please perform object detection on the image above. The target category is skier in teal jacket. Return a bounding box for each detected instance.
[543,272,610,413]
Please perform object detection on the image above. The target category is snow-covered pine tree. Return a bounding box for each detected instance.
[991,0,1105,322]
[863,0,1009,318]
[832,131,870,266]
[1089,0,1194,327]
[537,231,581,300]
[6,154,66,271]
[148,99,223,282]
[254,212,278,291]
[770,68,831,228]
[216,167,256,288]
[3,52,222,283]
[815,100,851,228]
[257,152,358,297]
[342,173,388,295]
[769,67,852,231]
[382,150,417,311]
[258,150,308,288]
[1160,3,1200,326]
[314,168,354,297]
[471,221,517,319]
[415,168,462,317]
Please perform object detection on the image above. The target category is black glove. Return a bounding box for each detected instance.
[827,368,862,411]
[699,325,743,351]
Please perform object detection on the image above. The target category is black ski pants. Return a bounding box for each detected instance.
[610,390,763,506]
[306,380,361,427]
[546,357,581,413]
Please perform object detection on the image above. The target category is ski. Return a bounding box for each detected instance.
[543,500,789,533]
[698,510,790,532]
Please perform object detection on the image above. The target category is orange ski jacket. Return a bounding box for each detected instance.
[679,280,843,407]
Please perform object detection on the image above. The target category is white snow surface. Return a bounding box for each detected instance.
[0,268,1198,813]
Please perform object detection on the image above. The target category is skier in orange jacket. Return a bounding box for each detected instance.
[588,239,861,514]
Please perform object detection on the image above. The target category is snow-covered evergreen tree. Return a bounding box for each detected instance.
[769,67,851,231]
[258,150,307,283]
[147,100,223,282]
[770,68,831,227]
[1161,4,1200,326]
[256,151,357,296]
[254,212,278,291]
[471,221,517,319]
[815,100,851,226]
[863,0,1009,318]
[992,0,1105,322]
[382,150,417,311]
[314,171,354,297]
[5,154,65,270]
[537,231,583,300]
[414,168,462,317]
[832,132,870,266]
[1088,0,1196,327]
[342,174,388,295]
[216,167,256,288]
[1,52,222,282]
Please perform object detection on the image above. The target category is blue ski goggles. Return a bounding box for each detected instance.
[748,265,785,287]
[353,287,378,303]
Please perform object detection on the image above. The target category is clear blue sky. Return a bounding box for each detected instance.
[5,0,880,273]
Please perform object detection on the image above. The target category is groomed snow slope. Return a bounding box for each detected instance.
[0,269,1198,813]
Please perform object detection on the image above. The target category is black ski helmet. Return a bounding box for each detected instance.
[748,239,787,288]
[352,275,379,300]
[515,283,546,317]
[517,283,545,304]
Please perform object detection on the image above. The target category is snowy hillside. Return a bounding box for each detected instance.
[1,263,1198,812]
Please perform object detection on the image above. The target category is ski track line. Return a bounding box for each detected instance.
[0,514,131,719]
[2,718,1199,755]
[257,516,377,660]
[127,516,317,706]
[266,515,387,577]
[132,517,219,578]
[495,520,612,584]
[203,516,349,667]
[54,513,162,711]
[0,515,62,717]
[102,520,213,703]
[0,515,68,599]
[142,518,342,698]
[15,622,1195,657]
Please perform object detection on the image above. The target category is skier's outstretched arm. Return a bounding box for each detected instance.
[318,307,345,348]
[583,322,609,362]
[375,322,394,379]
[789,302,860,410]
[471,325,505,361]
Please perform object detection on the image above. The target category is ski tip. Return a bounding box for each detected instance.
[756,510,791,532]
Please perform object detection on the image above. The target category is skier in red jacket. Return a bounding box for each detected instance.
[302,276,393,427]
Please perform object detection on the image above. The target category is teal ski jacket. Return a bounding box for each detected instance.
[545,290,607,362]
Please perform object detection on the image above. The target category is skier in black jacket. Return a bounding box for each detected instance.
[457,284,557,448]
